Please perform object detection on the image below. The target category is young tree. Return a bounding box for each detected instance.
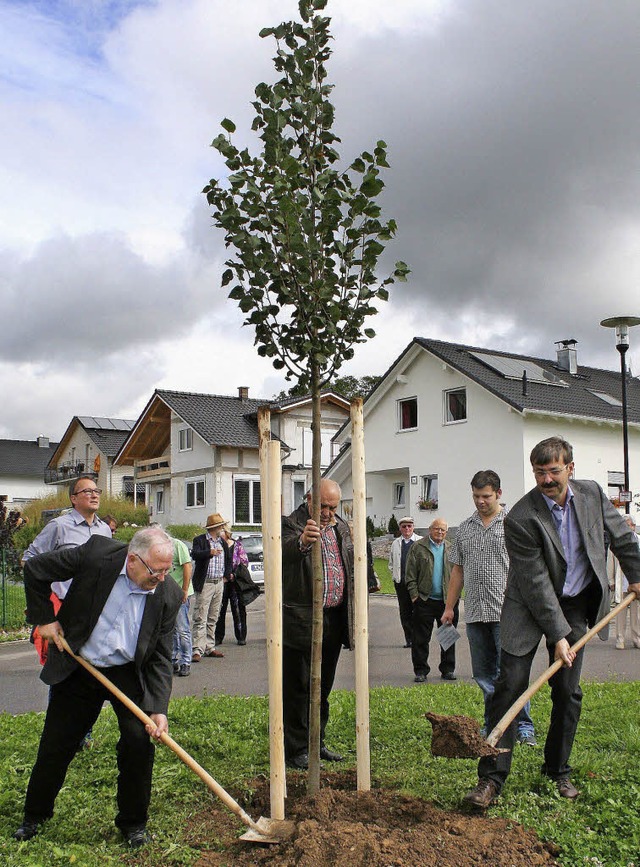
[203,0,408,792]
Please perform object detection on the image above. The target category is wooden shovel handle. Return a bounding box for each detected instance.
[59,637,263,834]
[486,592,638,747]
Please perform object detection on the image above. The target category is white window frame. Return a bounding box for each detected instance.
[155,487,165,514]
[302,428,334,468]
[186,476,205,509]
[179,427,193,452]
[234,475,262,525]
[397,397,418,432]
[421,474,439,506]
[394,482,406,508]
[443,387,467,424]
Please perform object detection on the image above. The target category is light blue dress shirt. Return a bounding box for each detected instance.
[80,571,155,667]
[428,539,445,600]
[542,487,591,597]
[22,509,112,599]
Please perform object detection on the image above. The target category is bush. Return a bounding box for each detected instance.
[366,516,375,538]
[388,514,399,535]
[166,524,203,544]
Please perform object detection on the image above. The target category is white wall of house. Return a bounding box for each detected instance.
[0,475,55,505]
[332,346,640,528]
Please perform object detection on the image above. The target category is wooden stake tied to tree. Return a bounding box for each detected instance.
[203,0,408,794]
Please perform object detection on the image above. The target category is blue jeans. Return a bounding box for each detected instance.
[465,621,535,737]
[172,599,192,667]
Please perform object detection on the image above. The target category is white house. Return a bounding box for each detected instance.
[114,387,351,528]
[0,436,60,506]
[45,417,139,498]
[328,337,640,531]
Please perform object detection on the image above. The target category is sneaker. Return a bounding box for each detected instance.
[178,664,191,677]
[440,672,457,681]
[123,826,152,848]
[517,732,538,746]
[463,778,500,809]
[414,674,427,683]
[616,638,625,649]
[172,661,180,674]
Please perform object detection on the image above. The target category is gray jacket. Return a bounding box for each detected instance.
[501,479,640,656]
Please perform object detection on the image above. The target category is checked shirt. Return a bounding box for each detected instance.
[448,509,509,623]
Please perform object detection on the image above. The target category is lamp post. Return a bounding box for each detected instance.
[600,315,640,514]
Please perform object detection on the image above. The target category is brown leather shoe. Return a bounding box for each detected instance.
[191,653,202,663]
[556,778,579,799]
[205,649,224,658]
[463,778,500,808]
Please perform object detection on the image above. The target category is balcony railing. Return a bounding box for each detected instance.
[44,462,96,485]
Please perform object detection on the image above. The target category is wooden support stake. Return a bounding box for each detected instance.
[264,438,285,819]
[351,398,371,791]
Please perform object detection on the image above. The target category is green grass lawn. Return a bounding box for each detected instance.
[373,557,394,594]
[1,683,639,866]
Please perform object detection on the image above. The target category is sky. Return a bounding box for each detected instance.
[2,0,640,440]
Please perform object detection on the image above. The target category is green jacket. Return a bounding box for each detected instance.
[405,537,452,602]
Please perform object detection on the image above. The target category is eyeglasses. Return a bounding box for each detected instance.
[134,552,171,577]
[533,467,570,479]
[73,488,102,496]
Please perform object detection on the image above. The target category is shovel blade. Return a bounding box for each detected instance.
[239,816,296,844]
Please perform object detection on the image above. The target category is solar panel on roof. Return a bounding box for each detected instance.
[469,351,568,387]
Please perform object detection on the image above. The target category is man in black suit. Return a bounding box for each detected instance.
[14,527,182,848]
[281,479,354,770]
[464,437,640,808]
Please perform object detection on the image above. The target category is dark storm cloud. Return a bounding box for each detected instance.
[0,200,228,364]
[330,0,640,362]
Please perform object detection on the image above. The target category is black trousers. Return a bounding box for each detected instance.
[24,663,155,833]
[215,581,247,644]
[411,597,459,676]
[478,585,593,788]
[394,580,414,645]
[282,605,346,759]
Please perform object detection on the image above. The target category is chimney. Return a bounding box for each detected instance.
[37,435,50,448]
[555,339,578,375]
[238,386,249,401]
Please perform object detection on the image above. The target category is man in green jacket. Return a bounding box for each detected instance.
[405,518,459,682]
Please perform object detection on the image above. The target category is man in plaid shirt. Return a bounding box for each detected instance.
[442,470,536,744]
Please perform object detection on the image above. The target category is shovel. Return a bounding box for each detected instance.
[60,637,295,844]
[428,591,638,758]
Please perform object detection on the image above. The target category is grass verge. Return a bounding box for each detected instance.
[1,683,639,866]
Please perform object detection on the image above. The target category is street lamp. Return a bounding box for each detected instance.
[600,315,640,514]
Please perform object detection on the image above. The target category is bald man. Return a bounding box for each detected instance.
[405,518,459,682]
[281,479,354,770]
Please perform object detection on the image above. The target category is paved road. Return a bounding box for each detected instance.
[1,595,637,716]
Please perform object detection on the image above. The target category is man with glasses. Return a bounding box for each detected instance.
[463,437,640,809]
[23,477,112,747]
[14,527,182,848]
[281,478,354,770]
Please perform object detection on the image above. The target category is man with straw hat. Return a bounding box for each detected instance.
[190,514,232,662]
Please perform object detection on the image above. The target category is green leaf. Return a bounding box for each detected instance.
[221,118,236,134]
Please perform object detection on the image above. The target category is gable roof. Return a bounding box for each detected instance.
[414,338,640,424]
[49,416,136,468]
[0,438,59,478]
[158,390,267,449]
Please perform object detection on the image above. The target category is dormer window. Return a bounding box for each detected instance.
[179,428,193,451]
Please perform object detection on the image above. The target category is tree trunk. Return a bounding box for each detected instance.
[307,359,323,794]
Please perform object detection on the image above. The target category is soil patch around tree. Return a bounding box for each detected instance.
[185,770,561,867]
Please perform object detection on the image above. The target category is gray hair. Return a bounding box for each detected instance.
[128,526,173,558]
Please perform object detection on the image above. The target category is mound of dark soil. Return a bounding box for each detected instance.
[186,771,560,867]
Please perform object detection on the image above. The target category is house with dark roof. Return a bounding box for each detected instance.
[328,337,640,530]
[0,436,60,505]
[45,417,139,499]
[114,387,350,527]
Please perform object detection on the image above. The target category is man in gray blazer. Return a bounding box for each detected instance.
[14,527,182,848]
[464,437,640,808]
